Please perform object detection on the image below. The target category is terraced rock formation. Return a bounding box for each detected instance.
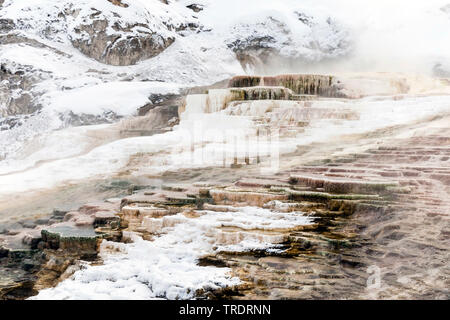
[3,125,448,299]
[1,72,449,299]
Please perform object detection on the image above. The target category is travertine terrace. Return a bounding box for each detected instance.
[1,72,449,300]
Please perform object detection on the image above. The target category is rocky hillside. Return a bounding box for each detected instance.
[0,0,354,163]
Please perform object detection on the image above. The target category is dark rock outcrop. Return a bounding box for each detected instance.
[107,0,129,8]
[0,63,43,117]
[138,93,182,116]
[120,104,180,137]
[0,18,14,32]
[186,4,204,13]
[69,12,175,66]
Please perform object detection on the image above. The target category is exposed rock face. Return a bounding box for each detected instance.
[107,0,128,8]
[138,93,182,116]
[1,1,191,67]
[186,4,204,13]
[0,63,42,117]
[0,18,14,32]
[69,7,175,66]
[120,105,179,136]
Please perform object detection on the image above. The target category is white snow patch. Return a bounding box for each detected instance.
[43,81,182,116]
[30,206,313,300]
